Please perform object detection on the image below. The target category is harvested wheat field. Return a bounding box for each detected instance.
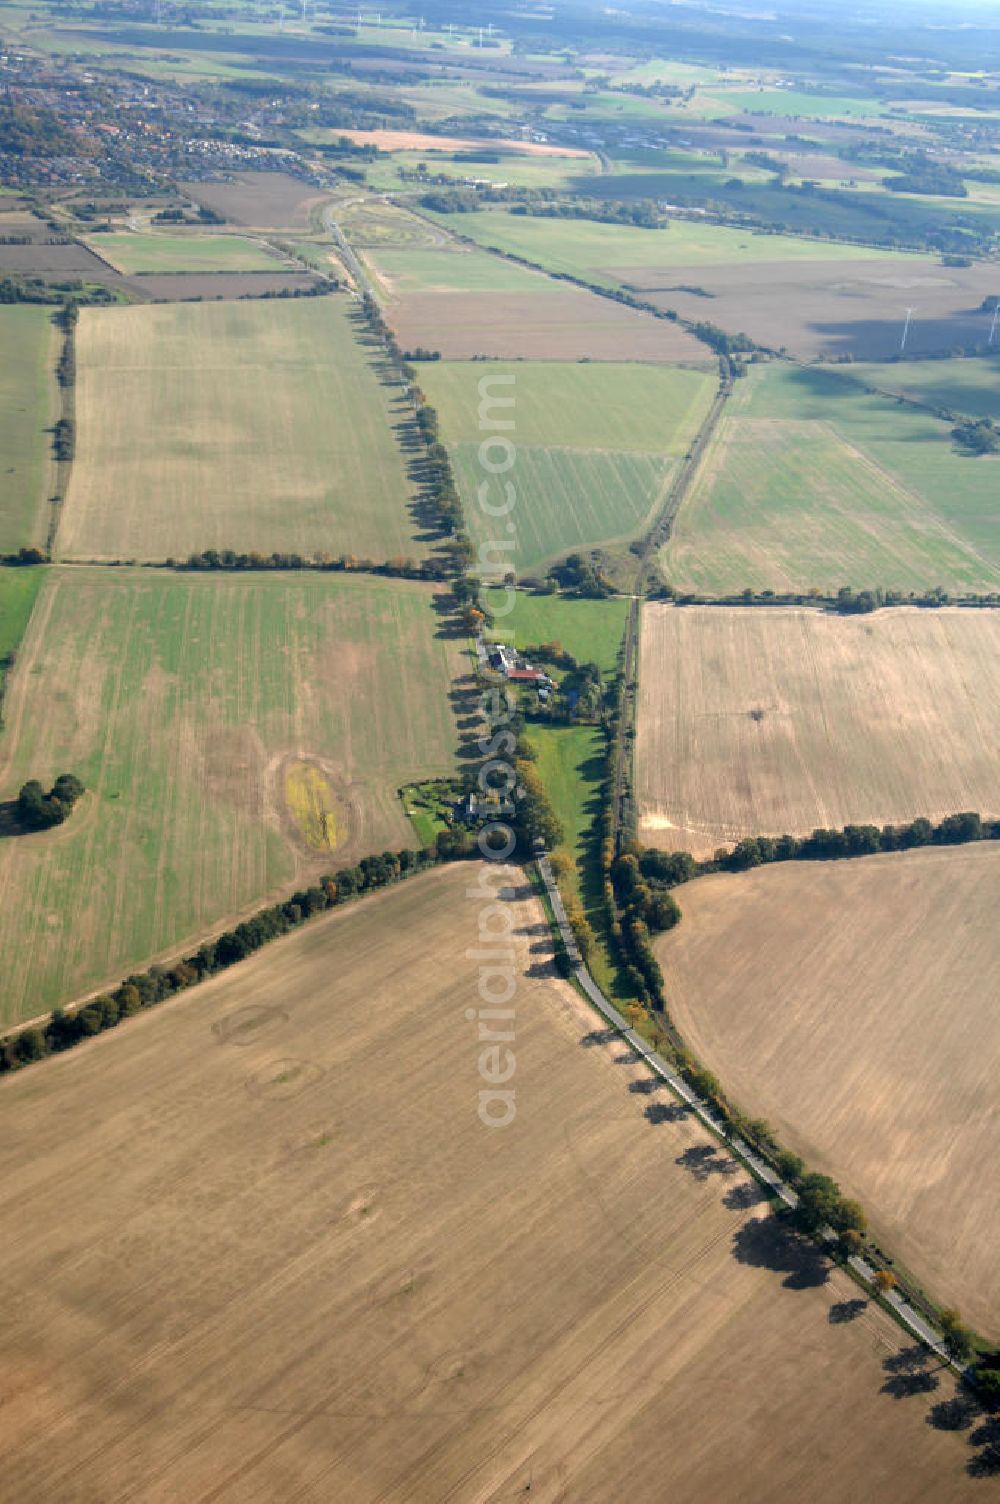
[58,297,422,563]
[0,567,461,1024]
[333,127,591,156]
[657,844,1000,1336]
[0,864,986,1501]
[637,605,1000,855]
[384,286,711,361]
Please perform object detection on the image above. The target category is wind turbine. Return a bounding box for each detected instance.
[900,306,914,354]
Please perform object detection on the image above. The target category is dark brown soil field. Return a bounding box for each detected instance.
[626,256,1000,359]
[0,239,122,280]
[180,171,335,229]
[387,288,714,361]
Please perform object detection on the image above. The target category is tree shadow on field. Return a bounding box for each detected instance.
[644,1100,691,1125]
[967,1416,1000,1478]
[0,799,45,840]
[731,1212,831,1291]
[580,1028,618,1048]
[829,1298,868,1325]
[723,1179,769,1212]
[629,1075,666,1096]
[880,1345,941,1401]
[432,592,470,642]
[675,1143,740,1182]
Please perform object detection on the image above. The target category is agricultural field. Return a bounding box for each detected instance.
[362,146,601,192]
[419,360,717,572]
[125,270,323,300]
[657,843,1000,1336]
[330,126,591,158]
[633,255,1000,360]
[663,363,1000,594]
[846,356,1000,420]
[0,566,45,691]
[0,232,123,287]
[427,208,900,285]
[366,244,562,295]
[383,283,709,361]
[0,307,58,553]
[333,196,449,250]
[0,862,984,1500]
[699,86,886,120]
[83,230,282,274]
[481,588,629,677]
[58,297,425,563]
[364,233,712,360]
[179,171,335,228]
[636,604,1000,856]
[425,210,1000,358]
[0,567,461,1023]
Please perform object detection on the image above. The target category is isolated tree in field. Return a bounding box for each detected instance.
[17,772,85,830]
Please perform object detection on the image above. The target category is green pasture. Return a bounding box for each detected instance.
[419,360,716,452]
[452,444,670,575]
[847,357,1000,420]
[482,589,629,677]
[663,362,1000,593]
[83,231,281,273]
[425,209,900,285]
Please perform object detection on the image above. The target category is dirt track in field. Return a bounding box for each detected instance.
[636,604,1000,855]
[0,865,985,1501]
[657,844,1000,1336]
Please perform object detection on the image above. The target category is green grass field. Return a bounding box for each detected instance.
[663,363,1000,593]
[83,231,282,273]
[453,446,669,575]
[419,360,715,451]
[428,209,899,286]
[0,566,45,691]
[363,149,599,193]
[58,297,423,563]
[420,361,714,572]
[0,568,461,1024]
[525,721,634,1000]
[846,357,1000,420]
[0,306,56,553]
[701,87,885,119]
[482,588,628,677]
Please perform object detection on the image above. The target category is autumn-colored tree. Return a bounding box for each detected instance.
[872,1270,896,1295]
